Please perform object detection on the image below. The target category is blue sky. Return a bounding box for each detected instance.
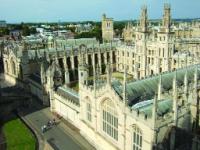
[0,0,199,23]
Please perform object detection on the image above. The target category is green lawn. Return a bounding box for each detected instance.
[112,72,133,81]
[70,72,133,92]
[3,118,36,150]
[88,72,133,81]
[70,82,79,92]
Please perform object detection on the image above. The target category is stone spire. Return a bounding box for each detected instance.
[194,65,198,89]
[95,64,101,87]
[78,50,88,87]
[184,68,188,103]
[40,62,45,83]
[173,71,178,126]
[123,65,127,105]
[106,63,112,85]
[102,13,106,20]
[127,22,132,29]
[158,75,162,100]
[139,5,148,32]
[35,50,39,60]
[152,93,158,127]
[162,3,171,32]
[193,65,198,104]
[78,49,86,67]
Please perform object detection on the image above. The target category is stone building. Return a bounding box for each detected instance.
[117,4,200,80]
[2,37,117,104]
[122,22,135,44]
[117,4,175,79]
[102,14,114,43]
[44,50,200,150]
[2,3,200,150]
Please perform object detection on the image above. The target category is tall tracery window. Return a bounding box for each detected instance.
[19,65,23,79]
[102,99,118,140]
[133,125,142,150]
[86,98,92,122]
[5,60,8,73]
[11,58,16,75]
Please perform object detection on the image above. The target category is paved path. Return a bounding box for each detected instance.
[19,105,95,150]
[23,108,82,150]
[0,73,95,150]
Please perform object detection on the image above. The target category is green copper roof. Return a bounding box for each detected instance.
[112,65,200,107]
[132,99,172,117]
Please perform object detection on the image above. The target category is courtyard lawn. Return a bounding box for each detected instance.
[3,118,36,150]
[70,82,79,92]
[112,72,133,81]
[69,72,133,92]
[89,72,133,81]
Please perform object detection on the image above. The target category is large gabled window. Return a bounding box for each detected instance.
[85,98,92,122]
[11,58,16,75]
[133,125,142,150]
[102,99,118,141]
[86,102,92,122]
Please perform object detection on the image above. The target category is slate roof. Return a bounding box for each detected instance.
[56,86,79,105]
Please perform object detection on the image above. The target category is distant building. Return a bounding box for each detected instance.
[75,23,92,33]
[2,3,200,150]
[122,22,135,44]
[10,30,22,41]
[102,14,114,43]
[53,30,74,38]
[0,20,7,28]
[36,28,44,34]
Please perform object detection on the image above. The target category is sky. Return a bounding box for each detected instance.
[0,0,199,23]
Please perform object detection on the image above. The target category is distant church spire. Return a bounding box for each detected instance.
[139,5,148,32]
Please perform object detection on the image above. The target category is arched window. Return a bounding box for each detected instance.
[5,60,8,73]
[102,99,118,140]
[19,65,23,79]
[86,98,92,122]
[132,125,142,150]
[11,58,16,75]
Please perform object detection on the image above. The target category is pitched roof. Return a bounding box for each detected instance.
[29,73,41,85]
[112,64,200,107]
[56,86,79,105]
[132,99,172,117]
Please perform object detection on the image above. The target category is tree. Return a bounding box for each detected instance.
[22,25,30,36]
[66,27,76,33]
[74,25,102,42]
[0,27,9,36]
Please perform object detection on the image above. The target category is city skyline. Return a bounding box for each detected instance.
[0,0,200,23]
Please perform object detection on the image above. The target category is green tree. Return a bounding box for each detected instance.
[22,25,30,36]
[0,27,10,36]
[66,27,76,33]
[74,25,102,42]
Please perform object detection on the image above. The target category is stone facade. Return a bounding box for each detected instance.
[117,4,200,80]
[2,3,200,150]
[102,14,114,43]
